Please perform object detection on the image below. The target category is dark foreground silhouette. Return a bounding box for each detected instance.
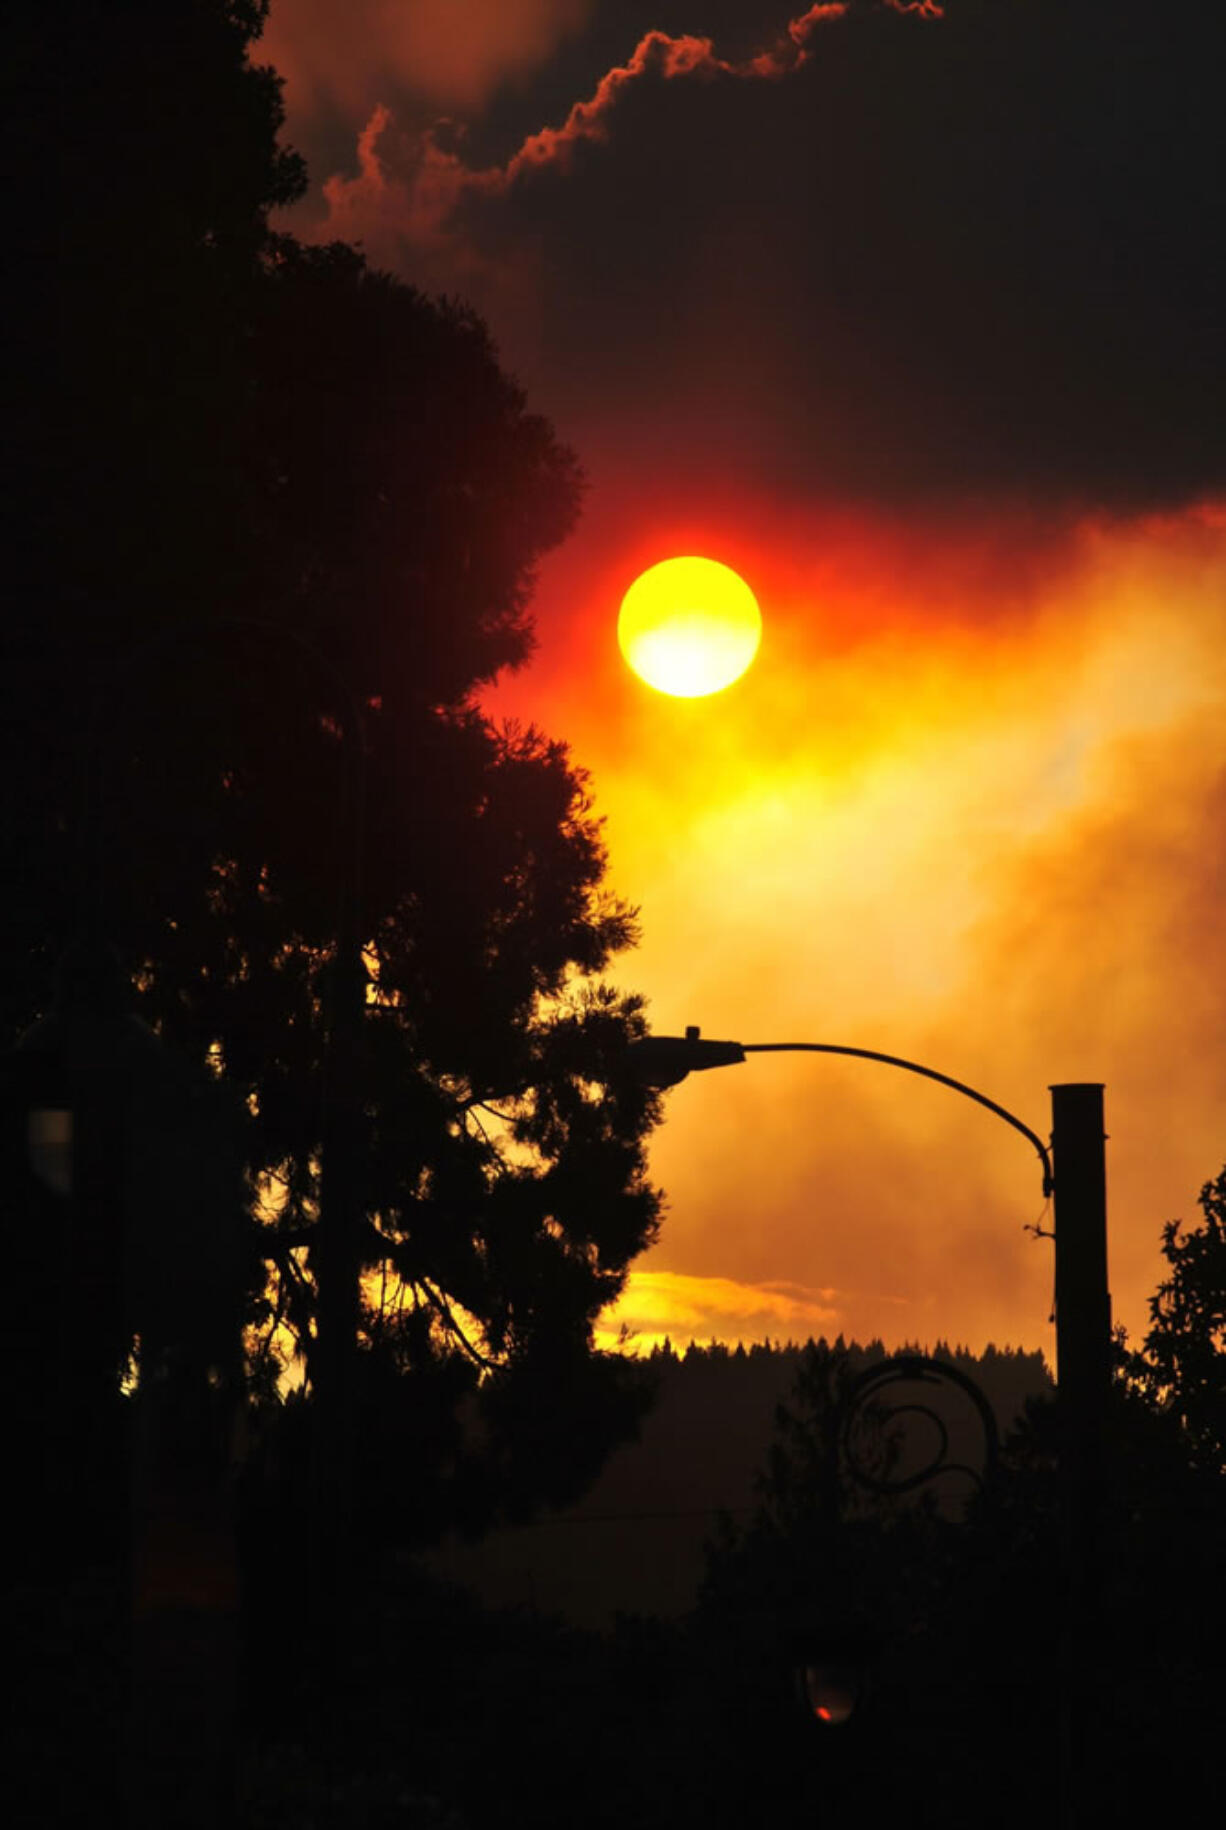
[13,1313,1222,1829]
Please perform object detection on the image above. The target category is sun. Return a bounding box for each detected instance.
[618,556,762,697]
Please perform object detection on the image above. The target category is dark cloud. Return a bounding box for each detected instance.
[298,1,1225,511]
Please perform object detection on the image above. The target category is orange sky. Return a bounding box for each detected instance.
[260,1,1226,1360]
[483,496,1226,1358]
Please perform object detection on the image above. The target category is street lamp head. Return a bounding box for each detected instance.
[790,1618,875,1728]
[16,935,150,1198]
[625,1025,746,1088]
[797,1660,861,1727]
[27,1105,74,1196]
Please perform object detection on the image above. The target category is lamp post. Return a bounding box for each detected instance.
[75,613,369,1512]
[7,936,245,1828]
[628,1025,1111,1826]
[76,613,369,1452]
[5,616,370,1823]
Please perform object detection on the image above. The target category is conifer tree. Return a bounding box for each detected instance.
[11,0,664,1539]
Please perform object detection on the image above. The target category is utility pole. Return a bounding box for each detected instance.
[1050,1083,1111,1830]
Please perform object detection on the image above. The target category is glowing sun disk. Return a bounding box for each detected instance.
[618,556,762,697]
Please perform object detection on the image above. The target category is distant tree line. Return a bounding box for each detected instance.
[640,1333,1051,1445]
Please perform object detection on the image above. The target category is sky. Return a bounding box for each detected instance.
[260,1,1226,1359]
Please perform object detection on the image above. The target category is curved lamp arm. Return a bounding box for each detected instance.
[626,1027,1053,1199]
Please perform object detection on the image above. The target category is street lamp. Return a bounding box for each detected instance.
[76,613,369,1432]
[628,1025,1111,1821]
[5,933,245,1828]
[626,1026,1111,1416]
[6,616,369,1825]
[14,937,245,1352]
[797,1656,861,1727]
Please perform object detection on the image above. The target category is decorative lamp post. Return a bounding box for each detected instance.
[628,1026,1111,1821]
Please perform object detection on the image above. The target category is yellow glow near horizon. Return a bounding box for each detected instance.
[618,555,762,696]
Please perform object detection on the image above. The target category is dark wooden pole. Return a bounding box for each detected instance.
[1049,1082,1111,1830]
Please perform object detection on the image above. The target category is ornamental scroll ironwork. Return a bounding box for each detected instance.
[835,1353,1000,1502]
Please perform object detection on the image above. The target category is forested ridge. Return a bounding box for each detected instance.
[425,1334,1053,1622]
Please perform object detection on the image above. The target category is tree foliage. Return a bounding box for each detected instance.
[1127,1165,1226,1475]
[694,1322,1224,1828]
[10,0,663,1539]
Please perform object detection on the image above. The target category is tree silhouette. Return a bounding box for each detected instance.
[9,1,663,1547]
[688,1302,1226,1829]
[10,0,304,1036]
[1126,1164,1226,1476]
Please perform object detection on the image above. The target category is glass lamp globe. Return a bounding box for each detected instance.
[798,1660,861,1726]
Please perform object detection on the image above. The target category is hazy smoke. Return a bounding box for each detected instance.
[262,0,593,115]
[312,6,863,271]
